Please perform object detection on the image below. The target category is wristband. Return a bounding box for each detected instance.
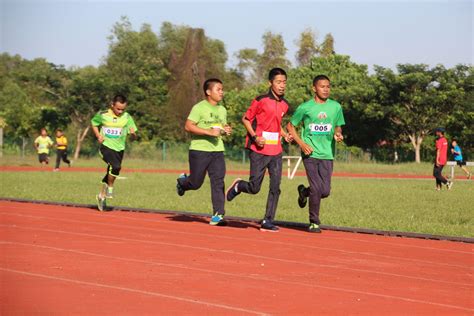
[251,135,257,143]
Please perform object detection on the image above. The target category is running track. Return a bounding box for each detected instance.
[1,200,472,315]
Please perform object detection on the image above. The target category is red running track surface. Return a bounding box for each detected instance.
[0,201,472,315]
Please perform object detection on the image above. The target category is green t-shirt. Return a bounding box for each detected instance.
[34,136,54,154]
[290,98,345,160]
[91,109,137,152]
[188,100,227,152]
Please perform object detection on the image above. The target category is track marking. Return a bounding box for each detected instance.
[1,211,472,270]
[1,223,472,288]
[3,202,471,254]
[0,267,268,315]
[1,242,472,312]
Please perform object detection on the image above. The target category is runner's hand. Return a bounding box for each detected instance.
[208,128,221,137]
[334,132,344,143]
[284,134,294,143]
[301,143,313,155]
[97,135,104,144]
[223,124,232,136]
[256,137,266,147]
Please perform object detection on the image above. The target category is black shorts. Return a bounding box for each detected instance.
[456,160,466,166]
[99,145,124,174]
[38,153,49,163]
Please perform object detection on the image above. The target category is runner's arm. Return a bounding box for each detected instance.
[185,119,220,137]
[334,126,344,142]
[286,122,313,155]
[242,116,265,147]
[91,125,104,143]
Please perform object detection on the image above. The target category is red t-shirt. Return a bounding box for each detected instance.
[244,90,289,156]
[436,137,448,165]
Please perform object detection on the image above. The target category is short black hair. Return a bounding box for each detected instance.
[268,68,287,81]
[435,127,445,134]
[203,78,223,96]
[313,75,330,86]
[112,95,127,104]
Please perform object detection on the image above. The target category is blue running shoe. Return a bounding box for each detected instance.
[176,173,187,196]
[226,178,242,202]
[209,213,227,226]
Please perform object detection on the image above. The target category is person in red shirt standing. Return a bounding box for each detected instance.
[433,127,453,190]
[226,68,292,232]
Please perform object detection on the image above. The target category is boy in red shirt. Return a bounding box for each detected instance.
[433,127,452,190]
[226,68,292,232]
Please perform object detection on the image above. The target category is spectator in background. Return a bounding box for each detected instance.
[433,128,452,191]
[451,139,471,179]
[34,128,53,166]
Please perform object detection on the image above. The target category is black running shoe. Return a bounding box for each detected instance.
[226,178,242,202]
[176,173,186,196]
[297,184,308,208]
[260,220,279,232]
[308,223,321,233]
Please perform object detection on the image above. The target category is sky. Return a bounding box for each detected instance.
[0,0,472,72]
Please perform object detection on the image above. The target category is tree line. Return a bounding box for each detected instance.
[0,17,472,162]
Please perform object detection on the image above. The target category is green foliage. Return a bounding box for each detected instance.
[295,28,320,66]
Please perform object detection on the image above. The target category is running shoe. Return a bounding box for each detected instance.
[226,178,242,202]
[260,220,279,232]
[446,181,453,190]
[96,195,106,212]
[209,213,227,226]
[106,186,114,199]
[297,184,308,208]
[308,223,321,233]
[467,173,472,180]
[176,173,187,196]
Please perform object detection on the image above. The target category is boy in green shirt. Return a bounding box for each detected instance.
[34,128,54,166]
[287,75,345,233]
[176,78,232,226]
[91,95,137,211]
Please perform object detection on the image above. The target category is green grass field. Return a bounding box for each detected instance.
[1,165,472,237]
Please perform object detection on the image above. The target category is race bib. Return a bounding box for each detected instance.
[262,131,279,145]
[103,127,123,138]
[309,123,332,134]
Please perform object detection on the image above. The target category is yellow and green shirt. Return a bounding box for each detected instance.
[187,100,227,152]
[34,136,54,154]
[91,109,137,152]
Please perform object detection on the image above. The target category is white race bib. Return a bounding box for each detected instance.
[103,127,123,138]
[309,123,332,134]
[262,131,279,145]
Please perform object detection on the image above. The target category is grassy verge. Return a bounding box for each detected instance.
[1,170,472,237]
[2,154,471,178]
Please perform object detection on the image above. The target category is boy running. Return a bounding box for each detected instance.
[34,128,54,166]
[91,95,137,211]
[287,75,345,233]
[451,140,471,179]
[226,68,292,232]
[53,129,71,171]
[433,128,452,191]
[176,78,232,226]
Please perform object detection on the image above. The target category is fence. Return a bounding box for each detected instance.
[0,136,463,164]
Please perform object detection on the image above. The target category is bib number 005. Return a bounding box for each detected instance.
[309,123,332,134]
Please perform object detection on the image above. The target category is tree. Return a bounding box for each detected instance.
[320,33,335,57]
[105,17,170,141]
[257,31,291,81]
[374,64,466,163]
[295,28,320,66]
[61,66,112,159]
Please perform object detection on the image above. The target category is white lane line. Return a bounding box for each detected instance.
[0,267,268,316]
[0,223,472,288]
[1,242,473,313]
[3,202,472,254]
[1,211,472,271]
